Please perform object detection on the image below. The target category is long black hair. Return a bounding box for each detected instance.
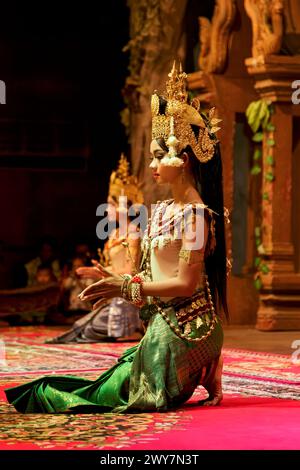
[191,141,228,321]
[155,98,228,320]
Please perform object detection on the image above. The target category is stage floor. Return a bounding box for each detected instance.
[0,326,299,450]
[224,325,300,354]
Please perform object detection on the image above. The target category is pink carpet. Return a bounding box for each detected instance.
[125,395,300,450]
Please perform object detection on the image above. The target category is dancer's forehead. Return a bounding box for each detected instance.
[150,140,165,155]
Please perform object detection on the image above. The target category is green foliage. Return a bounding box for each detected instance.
[254,256,261,267]
[262,192,269,200]
[254,277,262,290]
[254,226,261,238]
[252,132,263,143]
[246,100,270,133]
[251,164,262,175]
[260,263,270,274]
[254,149,262,161]
[246,99,275,290]
[265,172,275,182]
[266,123,275,132]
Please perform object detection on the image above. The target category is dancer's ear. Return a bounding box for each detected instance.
[181,152,189,168]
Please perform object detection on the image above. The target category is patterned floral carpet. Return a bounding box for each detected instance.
[0,326,299,450]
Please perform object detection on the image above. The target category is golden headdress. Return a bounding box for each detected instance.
[109,154,144,205]
[151,62,221,166]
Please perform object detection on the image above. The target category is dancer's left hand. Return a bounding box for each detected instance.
[78,276,123,309]
[76,260,111,280]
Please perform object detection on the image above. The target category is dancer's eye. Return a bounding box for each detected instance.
[149,153,165,162]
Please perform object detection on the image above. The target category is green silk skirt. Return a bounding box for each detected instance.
[5,306,223,413]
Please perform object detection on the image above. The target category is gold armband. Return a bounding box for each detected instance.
[179,249,204,265]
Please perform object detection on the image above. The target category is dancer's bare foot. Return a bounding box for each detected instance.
[199,354,223,406]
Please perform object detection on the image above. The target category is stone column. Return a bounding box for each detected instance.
[246,55,300,330]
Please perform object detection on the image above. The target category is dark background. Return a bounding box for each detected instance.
[0,1,130,287]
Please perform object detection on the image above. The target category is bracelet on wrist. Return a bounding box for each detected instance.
[121,274,132,301]
[128,274,145,307]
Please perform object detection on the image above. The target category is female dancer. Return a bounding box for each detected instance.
[48,155,143,343]
[5,63,228,413]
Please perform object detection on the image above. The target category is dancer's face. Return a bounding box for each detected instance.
[107,196,118,222]
[149,140,182,184]
[107,195,128,222]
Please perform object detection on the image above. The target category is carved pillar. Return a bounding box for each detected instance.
[188,0,237,252]
[245,54,300,329]
[244,0,300,329]
[244,0,284,59]
[197,0,237,74]
[124,0,188,208]
[188,0,262,325]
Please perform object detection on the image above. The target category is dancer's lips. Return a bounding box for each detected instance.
[153,173,160,178]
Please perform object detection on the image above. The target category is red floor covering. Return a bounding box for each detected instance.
[0,326,299,450]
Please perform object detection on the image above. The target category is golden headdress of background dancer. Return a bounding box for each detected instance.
[151,61,222,166]
[108,153,144,205]
[98,154,143,267]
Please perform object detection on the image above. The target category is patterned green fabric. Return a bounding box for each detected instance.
[5,306,223,414]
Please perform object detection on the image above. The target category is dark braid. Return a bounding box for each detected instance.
[199,144,228,320]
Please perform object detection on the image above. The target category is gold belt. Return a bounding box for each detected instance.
[159,289,211,326]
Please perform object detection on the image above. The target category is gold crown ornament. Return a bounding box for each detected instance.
[151,61,222,166]
[109,154,144,205]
